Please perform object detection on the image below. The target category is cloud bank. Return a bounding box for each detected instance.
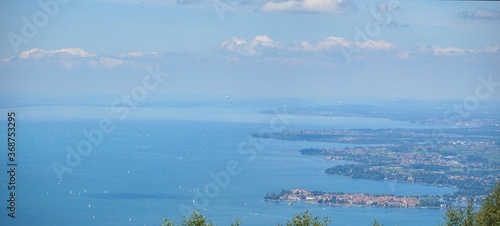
[221,35,396,56]
[259,0,357,14]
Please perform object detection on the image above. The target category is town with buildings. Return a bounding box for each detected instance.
[265,189,426,208]
[256,126,500,200]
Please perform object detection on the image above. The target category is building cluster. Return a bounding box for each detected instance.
[281,189,420,208]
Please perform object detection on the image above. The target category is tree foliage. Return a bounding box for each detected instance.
[476,182,500,226]
[162,216,175,226]
[372,218,384,226]
[441,202,475,226]
[162,211,237,226]
[163,210,328,226]
[439,183,500,226]
[277,210,330,226]
[181,211,214,226]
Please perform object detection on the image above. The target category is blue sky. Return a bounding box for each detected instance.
[1,0,499,100]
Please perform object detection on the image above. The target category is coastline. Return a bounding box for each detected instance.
[265,189,449,209]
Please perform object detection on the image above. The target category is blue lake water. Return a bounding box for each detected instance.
[0,106,455,225]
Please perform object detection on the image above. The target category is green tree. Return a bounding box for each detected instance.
[441,204,467,226]
[230,218,241,226]
[464,202,476,226]
[372,218,384,226]
[476,183,500,226]
[277,210,330,226]
[181,211,214,226]
[439,201,476,226]
[162,211,240,226]
[439,183,500,226]
[162,216,175,226]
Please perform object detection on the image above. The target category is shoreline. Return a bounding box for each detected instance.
[264,199,445,209]
[265,189,449,209]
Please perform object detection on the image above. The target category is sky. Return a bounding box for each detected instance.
[0,0,499,100]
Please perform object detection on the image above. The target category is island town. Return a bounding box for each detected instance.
[265,189,439,208]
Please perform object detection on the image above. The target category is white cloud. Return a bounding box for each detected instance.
[220,36,500,62]
[6,48,129,69]
[259,0,356,14]
[221,35,395,56]
[0,57,14,63]
[468,46,500,55]
[413,45,499,58]
[221,35,283,55]
[117,51,147,57]
[19,48,95,59]
[298,37,350,51]
[2,47,208,69]
[483,46,500,53]
[253,35,282,48]
[220,37,247,52]
[115,51,162,58]
[298,37,394,51]
[432,46,465,56]
[355,40,395,50]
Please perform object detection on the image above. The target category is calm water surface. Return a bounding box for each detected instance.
[1,107,455,225]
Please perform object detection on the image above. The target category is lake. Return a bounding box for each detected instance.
[1,106,455,225]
